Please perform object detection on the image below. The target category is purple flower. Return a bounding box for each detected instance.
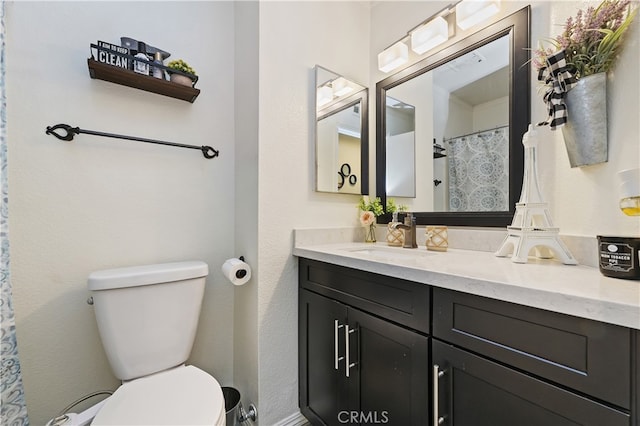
[533,0,636,78]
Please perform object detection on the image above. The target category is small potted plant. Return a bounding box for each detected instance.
[533,0,637,167]
[167,59,197,86]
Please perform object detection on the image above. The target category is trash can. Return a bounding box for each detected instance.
[222,387,242,426]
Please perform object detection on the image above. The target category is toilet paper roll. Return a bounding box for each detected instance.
[222,258,251,286]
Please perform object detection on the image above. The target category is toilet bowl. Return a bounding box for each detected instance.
[87,261,225,425]
[91,365,225,425]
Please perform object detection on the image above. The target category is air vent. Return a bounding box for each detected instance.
[446,51,486,72]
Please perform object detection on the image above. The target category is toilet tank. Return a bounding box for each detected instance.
[88,261,209,381]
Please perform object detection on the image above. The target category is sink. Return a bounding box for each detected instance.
[342,246,436,262]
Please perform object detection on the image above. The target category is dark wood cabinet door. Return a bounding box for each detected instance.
[432,339,630,426]
[299,289,349,426]
[347,307,429,426]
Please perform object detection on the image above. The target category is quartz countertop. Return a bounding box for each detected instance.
[293,241,640,330]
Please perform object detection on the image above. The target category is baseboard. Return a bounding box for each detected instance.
[272,411,309,426]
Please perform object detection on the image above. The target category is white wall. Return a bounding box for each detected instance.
[257,2,370,423]
[6,2,236,424]
[233,0,260,415]
[338,133,362,194]
[473,96,509,131]
[317,114,341,192]
[6,2,371,424]
[386,72,433,209]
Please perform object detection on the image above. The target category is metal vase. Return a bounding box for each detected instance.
[561,72,608,168]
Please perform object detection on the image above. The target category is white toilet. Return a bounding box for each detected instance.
[87,261,226,425]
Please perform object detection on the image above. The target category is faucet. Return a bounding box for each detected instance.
[392,213,418,249]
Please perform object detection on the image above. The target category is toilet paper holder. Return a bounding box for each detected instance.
[236,256,247,279]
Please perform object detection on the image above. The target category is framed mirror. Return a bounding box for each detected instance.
[315,65,369,194]
[376,7,530,226]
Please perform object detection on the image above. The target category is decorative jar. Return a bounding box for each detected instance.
[386,212,404,246]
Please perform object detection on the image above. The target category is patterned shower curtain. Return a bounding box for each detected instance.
[1,1,30,424]
[446,126,509,212]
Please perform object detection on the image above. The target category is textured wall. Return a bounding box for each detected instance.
[6,2,236,424]
[257,2,370,423]
[233,0,260,418]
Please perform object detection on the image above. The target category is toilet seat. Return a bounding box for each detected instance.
[91,365,225,426]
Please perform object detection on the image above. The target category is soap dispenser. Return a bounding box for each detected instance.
[386,211,404,247]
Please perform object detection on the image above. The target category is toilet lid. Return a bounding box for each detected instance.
[92,365,225,426]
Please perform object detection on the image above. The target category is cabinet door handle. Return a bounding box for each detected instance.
[334,320,344,370]
[345,325,357,378]
[433,364,446,425]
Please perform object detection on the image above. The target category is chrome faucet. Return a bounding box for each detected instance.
[392,213,418,248]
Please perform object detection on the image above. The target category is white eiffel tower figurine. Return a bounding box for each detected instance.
[495,124,578,264]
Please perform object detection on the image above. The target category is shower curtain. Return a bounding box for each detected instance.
[1,1,30,424]
[446,126,509,212]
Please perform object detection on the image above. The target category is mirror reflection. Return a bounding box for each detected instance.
[315,65,368,194]
[385,97,416,198]
[385,35,509,211]
[376,6,530,227]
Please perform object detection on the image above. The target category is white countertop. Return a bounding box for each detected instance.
[293,241,640,330]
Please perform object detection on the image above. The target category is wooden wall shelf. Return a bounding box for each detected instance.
[87,59,200,103]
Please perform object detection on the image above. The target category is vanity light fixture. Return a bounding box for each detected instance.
[378,3,457,74]
[332,77,354,97]
[456,0,501,31]
[411,16,449,55]
[378,41,409,73]
[317,85,333,107]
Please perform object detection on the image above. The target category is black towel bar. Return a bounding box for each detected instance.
[45,123,219,159]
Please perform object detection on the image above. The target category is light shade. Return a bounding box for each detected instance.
[317,85,333,107]
[411,16,449,55]
[378,41,409,73]
[332,77,354,97]
[456,0,500,31]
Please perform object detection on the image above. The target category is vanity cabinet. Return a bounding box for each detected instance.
[299,259,430,425]
[432,287,631,426]
[298,258,638,426]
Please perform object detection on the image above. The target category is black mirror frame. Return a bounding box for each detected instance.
[376,6,530,227]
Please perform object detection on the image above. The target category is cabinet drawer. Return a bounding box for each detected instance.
[433,287,631,409]
[299,258,430,334]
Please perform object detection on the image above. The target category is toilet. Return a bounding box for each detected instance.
[87,261,225,425]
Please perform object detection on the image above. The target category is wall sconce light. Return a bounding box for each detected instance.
[316,85,333,107]
[332,77,354,97]
[411,16,449,55]
[378,41,409,73]
[456,0,501,31]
